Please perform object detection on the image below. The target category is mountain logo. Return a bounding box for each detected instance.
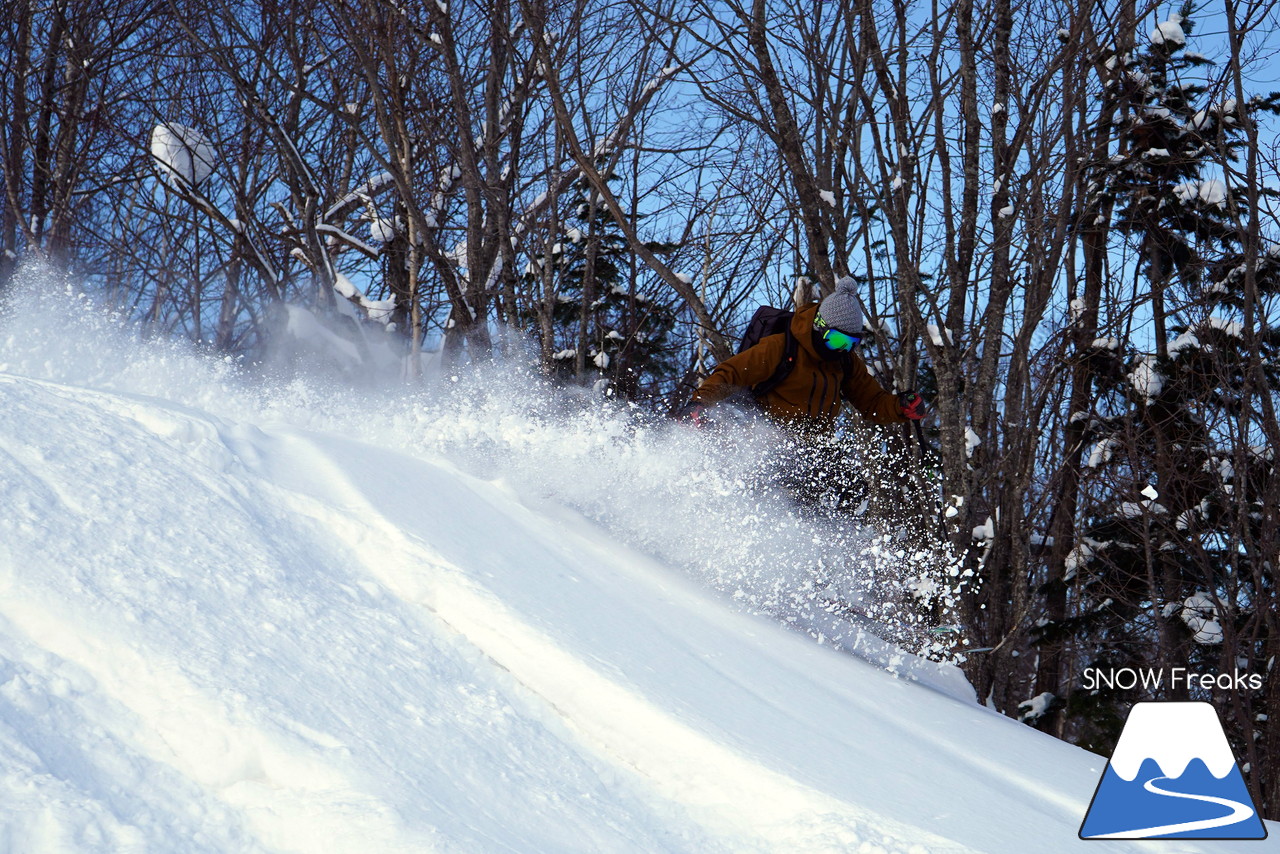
[1080,701,1268,839]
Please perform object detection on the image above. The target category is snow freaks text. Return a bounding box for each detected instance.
[1082,668,1264,693]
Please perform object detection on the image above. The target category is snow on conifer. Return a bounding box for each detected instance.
[1150,13,1186,47]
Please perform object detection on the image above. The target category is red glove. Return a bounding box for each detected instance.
[676,401,709,427]
[899,391,926,421]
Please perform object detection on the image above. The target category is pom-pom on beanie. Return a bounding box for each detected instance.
[817,276,864,334]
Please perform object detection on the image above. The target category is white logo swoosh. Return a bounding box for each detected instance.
[1085,776,1255,839]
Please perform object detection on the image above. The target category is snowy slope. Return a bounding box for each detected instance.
[1,275,1274,853]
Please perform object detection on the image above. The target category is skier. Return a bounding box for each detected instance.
[676,276,926,511]
[679,277,924,432]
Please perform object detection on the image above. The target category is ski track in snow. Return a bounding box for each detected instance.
[1,340,1274,852]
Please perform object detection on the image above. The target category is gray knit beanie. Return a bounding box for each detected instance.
[817,276,863,334]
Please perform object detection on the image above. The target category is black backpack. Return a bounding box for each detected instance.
[738,306,799,399]
[737,305,851,400]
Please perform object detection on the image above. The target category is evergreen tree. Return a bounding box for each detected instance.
[1044,8,1280,784]
[520,175,681,402]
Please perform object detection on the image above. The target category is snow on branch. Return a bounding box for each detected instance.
[150,123,216,186]
[149,122,280,286]
[1086,436,1121,469]
[315,223,381,259]
[333,271,398,329]
[429,165,463,228]
[1179,591,1224,645]
[324,171,396,221]
[1173,178,1227,209]
[1128,358,1164,402]
[1150,13,1186,47]
[1201,316,1244,338]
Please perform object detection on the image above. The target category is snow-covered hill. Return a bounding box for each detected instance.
[1,273,1273,853]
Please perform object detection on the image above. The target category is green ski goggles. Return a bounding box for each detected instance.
[814,314,863,351]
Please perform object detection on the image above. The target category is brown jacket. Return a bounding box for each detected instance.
[692,304,905,431]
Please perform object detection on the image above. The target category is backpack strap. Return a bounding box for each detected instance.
[751,333,854,408]
[750,329,799,399]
